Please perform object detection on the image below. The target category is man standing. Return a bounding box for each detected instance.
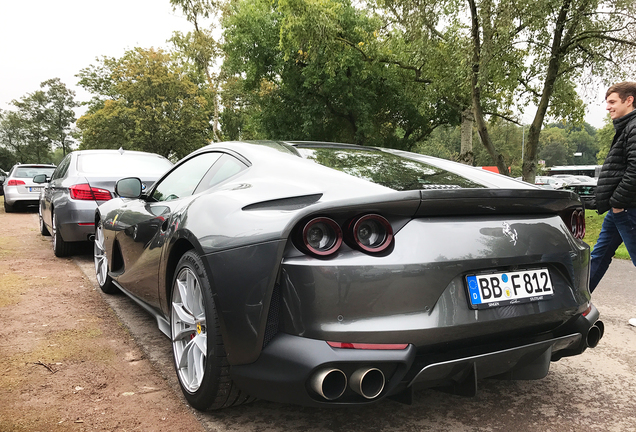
[590,81,636,324]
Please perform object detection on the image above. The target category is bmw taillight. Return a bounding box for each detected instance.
[7,179,25,186]
[302,217,343,256]
[350,214,393,253]
[69,184,112,201]
[562,208,585,239]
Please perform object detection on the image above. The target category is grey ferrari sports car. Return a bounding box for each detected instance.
[94,140,602,411]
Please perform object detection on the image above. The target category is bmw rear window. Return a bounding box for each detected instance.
[78,153,173,176]
[295,146,485,191]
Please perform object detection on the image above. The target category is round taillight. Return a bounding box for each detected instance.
[577,210,586,239]
[302,217,342,256]
[570,211,578,237]
[352,214,393,253]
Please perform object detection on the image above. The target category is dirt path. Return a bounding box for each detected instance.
[0,197,205,432]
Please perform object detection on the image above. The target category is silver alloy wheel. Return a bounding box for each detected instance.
[94,222,108,287]
[171,267,207,393]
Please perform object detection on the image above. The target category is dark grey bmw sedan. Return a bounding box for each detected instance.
[36,149,173,257]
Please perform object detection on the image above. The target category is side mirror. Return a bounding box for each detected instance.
[33,174,49,184]
[115,177,143,199]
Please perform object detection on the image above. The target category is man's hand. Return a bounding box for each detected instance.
[612,207,625,213]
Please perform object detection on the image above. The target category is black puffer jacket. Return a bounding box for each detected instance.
[595,109,636,214]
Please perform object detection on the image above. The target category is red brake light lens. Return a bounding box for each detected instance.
[351,214,393,252]
[7,179,25,186]
[69,184,112,201]
[302,217,343,256]
[327,341,408,350]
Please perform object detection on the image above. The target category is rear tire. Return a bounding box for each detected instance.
[39,206,50,236]
[94,219,118,294]
[52,212,73,257]
[170,251,252,411]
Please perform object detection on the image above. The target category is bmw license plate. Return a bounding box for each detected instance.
[466,269,553,309]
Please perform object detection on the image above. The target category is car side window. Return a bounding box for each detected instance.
[193,154,248,195]
[152,152,222,202]
[51,156,71,181]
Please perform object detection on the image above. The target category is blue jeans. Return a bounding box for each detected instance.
[590,208,636,292]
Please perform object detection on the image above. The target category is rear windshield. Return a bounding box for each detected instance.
[13,166,56,178]
[295,146,485,190]
[78,153,173,176]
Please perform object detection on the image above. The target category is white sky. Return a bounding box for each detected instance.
[0,1,612,129]
[0,0,192,113]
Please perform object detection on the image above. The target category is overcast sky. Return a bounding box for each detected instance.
[0,1,613,129]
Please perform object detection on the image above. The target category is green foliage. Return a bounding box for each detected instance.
[221,0,456,149]
[596,115,615,163]
[76,48,214,159]
[0,79,76,164]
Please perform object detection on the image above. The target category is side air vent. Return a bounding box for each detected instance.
[243,193,323,211]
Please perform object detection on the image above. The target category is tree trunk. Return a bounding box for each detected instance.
[522,0,572,184]
[458,108,474,165]
[468,0,509,176]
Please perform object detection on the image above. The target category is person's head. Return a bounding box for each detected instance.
[605,82,636,120]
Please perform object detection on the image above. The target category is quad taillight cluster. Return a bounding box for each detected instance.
[69,184,112,201]
[563,208,585,239]
[299,214,394,257]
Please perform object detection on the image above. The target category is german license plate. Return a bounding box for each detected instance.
[466,269,553,309]
[29,187,41,192]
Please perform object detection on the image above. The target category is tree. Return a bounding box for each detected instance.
[596,115,614,163]
[170,0,223,142]
[41,78,78,157]
[76,48,215,159]
[221,0,456,149]
[10,90,52,163]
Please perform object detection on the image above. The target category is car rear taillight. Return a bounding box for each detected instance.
[349,214,393,253]
[69,184,112,201]
[302,217,343,256]
[562,208,585,239]
[7,179,25,186]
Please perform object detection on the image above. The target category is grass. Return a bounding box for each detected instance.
[584,210,630,260]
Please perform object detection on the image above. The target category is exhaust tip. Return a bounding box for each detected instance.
[587,321,604,348]
[310,368,347,401]
[350,368,385,399]
[88,234,96,242]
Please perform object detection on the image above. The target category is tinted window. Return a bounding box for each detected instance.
[193,154,247,194]
[13,166,56,178]
[296,146,484,190]
[77,153,173,176]
[51,155,71,180]
[152,152,222,202]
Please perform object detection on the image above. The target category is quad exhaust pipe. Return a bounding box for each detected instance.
[586,320,604,348]
[310,367,386,401]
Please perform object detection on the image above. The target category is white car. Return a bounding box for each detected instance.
[535,176,567,189]
[3,164,56,212]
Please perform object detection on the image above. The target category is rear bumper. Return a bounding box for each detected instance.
[230,304,602,407]
[54,202,97,242]
[4,188,40,206]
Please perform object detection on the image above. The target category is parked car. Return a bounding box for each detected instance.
[94,140,602,411]
[3,164,57,212]
[563,183,597,209]
[552,174,598,185]
[534,176,568,189]
[35,149,173,257]
[0,169,7,196]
